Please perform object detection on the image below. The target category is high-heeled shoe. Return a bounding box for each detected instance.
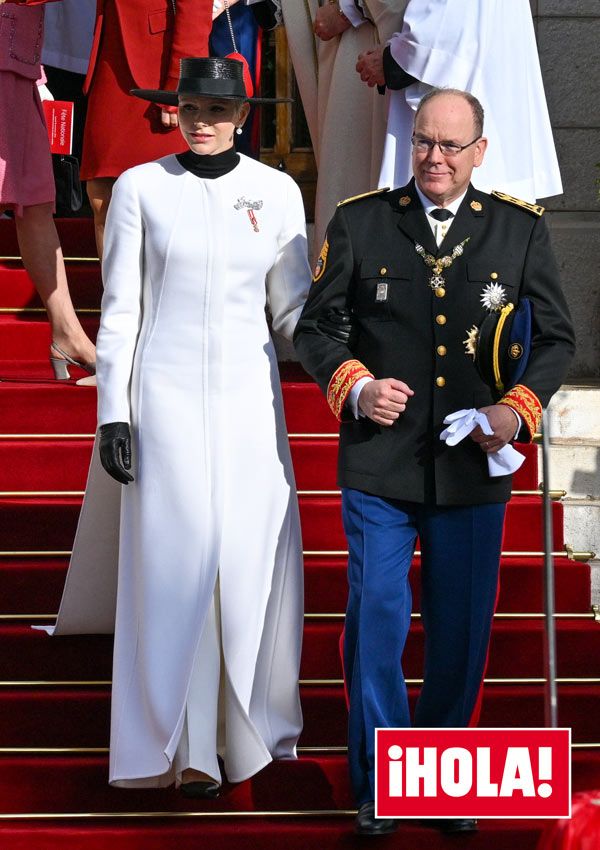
[49,342,96,381]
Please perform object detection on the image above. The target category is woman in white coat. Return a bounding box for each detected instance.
[44,57,312,796]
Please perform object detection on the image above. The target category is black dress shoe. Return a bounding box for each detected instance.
[421,818,478,833]
[355,801,399,836]
[180,780,221,799]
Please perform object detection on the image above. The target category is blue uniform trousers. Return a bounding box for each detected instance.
[341,488,506,805]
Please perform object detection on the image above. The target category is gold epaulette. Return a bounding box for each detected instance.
[491,190,545,217]
[337,187,390,208]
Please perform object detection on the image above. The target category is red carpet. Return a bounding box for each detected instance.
[0,217,598,846]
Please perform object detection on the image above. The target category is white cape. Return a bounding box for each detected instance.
[379,0,562,201]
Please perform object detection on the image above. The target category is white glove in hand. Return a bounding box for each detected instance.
[440,408,525,478]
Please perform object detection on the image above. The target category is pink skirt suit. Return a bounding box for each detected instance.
[0,0,55,216]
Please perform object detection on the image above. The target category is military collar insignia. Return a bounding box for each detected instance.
[470,200,483,212]
[399,195,412,207]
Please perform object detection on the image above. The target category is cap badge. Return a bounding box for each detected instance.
[480,282,507,312]
[399,195,411,207]
[509,342,524,360]
[470,200,483,212]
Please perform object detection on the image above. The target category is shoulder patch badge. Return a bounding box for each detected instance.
[491,190,544,217]
[313,237,329,283]
[337,187,390,208]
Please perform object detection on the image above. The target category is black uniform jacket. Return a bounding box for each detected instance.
[293,181,575,506]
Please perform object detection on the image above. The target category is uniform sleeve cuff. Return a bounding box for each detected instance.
[498,385,542,441]
[327,360,374,421]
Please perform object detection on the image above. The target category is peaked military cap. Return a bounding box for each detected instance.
[474,298,532,398]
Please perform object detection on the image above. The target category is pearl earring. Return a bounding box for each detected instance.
[235,127,243,135]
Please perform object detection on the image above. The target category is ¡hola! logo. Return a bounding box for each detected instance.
[375,728,571,819]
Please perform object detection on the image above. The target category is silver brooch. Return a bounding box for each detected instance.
[234,196,263,211]
[480,282,507,312]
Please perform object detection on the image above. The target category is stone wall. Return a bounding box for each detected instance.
[532,0,600,379]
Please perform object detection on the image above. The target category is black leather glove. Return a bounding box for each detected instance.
[99,422,134,485]
[317,307,356,346]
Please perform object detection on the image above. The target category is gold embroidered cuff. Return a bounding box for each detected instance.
[327,359,374,421]
[498,384,542,441]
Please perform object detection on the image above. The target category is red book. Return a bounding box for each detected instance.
[42,100,74,155]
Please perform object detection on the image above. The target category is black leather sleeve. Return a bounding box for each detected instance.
[249,0,279,30]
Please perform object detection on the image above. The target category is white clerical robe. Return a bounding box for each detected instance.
[281,0,408,256]
[379,0,563,202]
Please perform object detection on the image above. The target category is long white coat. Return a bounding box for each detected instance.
[379,0,563,202]
[46,154,311,787]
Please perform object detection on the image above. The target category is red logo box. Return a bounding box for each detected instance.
[376,728,571,819]
[42,101,74,155]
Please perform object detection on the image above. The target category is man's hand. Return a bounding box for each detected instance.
[358,378,414,426]
[356,47,385,87]
[470,404,518,453]
[313,4,351,41]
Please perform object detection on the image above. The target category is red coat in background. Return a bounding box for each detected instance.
[81,0,212,180]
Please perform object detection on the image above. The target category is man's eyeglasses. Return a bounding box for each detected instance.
[411,135,481,157]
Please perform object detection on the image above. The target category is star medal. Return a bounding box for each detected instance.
[480,282,507,311]
[463,325,479,358]
[414,237,470,291]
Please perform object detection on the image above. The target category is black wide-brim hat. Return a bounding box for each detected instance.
[474,298,532,399]
[131,56,290,106]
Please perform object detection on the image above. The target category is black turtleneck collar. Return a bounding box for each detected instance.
[176,146,240,179]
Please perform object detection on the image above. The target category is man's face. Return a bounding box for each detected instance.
[412,94,487,206]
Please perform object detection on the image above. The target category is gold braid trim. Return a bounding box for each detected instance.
[498,384,542,441]
[327,359,374,422]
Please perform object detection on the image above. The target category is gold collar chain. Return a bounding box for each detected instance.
[415,237,470,291]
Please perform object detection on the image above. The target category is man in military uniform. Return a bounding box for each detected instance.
[293,88,575,836]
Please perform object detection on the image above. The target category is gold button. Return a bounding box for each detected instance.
[435,314,447,325]
[435,287,445,298]
[380,267,387,275]
[436,376,446,387]
[437,345,447,356]
[490,272,498,280]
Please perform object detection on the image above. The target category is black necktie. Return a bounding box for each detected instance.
[430,208,454,222]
